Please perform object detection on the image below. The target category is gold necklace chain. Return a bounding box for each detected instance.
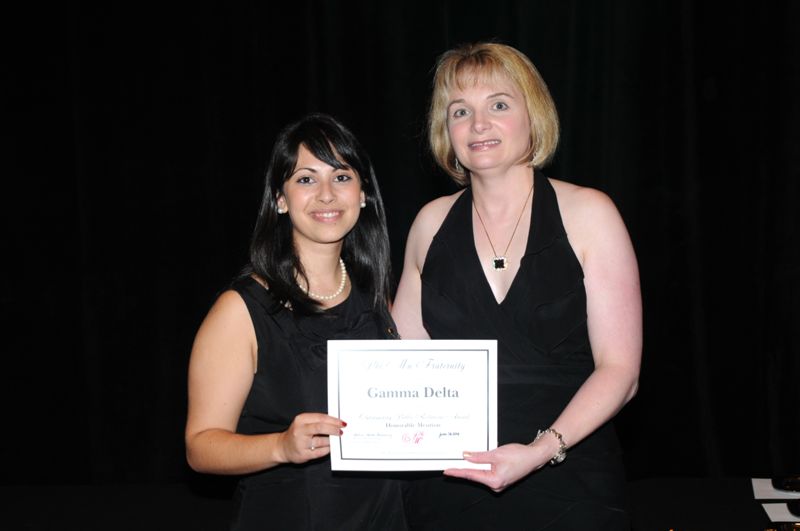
[472,183,534,271]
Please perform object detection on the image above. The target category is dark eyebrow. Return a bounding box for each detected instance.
[290,164,355,178]
[290,167,317,177]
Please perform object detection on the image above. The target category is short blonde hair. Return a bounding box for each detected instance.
[428,42,560,185]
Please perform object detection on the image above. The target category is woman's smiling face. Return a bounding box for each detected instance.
[446,75,531,176]
[277,143,365,252]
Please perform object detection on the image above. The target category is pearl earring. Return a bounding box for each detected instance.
[277,207,286,214]
[360,201,366,208]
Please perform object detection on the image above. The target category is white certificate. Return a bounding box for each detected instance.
[327,339,497,471]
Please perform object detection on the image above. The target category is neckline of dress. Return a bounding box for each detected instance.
[248,275,354,314]
[467,171,538,306]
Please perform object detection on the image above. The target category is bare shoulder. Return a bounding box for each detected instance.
[195,289,253,344]
[210,289,249,318]
[550,178,617,219]
[412,191,464,234]
[191,287,258,373]
[550,178,624,231]
[405,190,465,268]
[392,191,463,339]
[549,178,630,264]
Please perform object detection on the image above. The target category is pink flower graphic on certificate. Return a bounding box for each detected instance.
[402,432,424,444]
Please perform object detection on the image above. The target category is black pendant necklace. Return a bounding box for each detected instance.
[473,184,534,271]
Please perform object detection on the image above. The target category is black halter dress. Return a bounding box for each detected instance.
[229,278,408,531]
[405,171,629,530]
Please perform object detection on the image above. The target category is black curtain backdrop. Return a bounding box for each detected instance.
[2,1,798,487]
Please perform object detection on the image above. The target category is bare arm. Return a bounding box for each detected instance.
[546,184,642,451]
[446,183,642,490]
[185,290,345,475]
[392,194,461,339]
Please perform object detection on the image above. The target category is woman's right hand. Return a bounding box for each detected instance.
[277,413,346,464]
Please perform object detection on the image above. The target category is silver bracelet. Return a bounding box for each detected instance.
[532,428,567,465]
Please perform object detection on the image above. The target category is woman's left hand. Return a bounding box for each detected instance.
[443,442,550,492]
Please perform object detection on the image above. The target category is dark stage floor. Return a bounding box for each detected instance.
[0,481,234,531]
[0,477,781,530]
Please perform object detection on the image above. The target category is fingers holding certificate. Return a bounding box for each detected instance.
[327,339,498,471]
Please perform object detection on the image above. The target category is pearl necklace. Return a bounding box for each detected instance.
[298,258,347,301]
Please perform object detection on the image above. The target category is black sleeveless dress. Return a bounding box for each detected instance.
[229,277,408,531]
[406,171,630,530]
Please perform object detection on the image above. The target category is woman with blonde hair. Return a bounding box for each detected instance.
[393,43,642,530]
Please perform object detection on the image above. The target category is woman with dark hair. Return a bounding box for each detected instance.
[393,43,641,530]
[186,113,407,530]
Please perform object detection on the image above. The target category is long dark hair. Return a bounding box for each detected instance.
[244,113,392,321]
